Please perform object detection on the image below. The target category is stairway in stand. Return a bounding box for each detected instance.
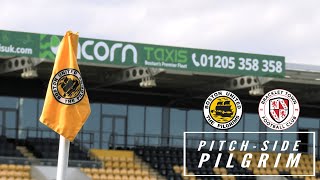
[16,146,36,160]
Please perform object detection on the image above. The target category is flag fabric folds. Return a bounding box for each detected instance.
[40,31,91,141]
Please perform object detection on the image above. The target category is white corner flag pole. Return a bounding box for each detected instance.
[56,135,70,180]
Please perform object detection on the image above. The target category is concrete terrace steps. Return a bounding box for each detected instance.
[133,154,166,180]
[16,146,36,160]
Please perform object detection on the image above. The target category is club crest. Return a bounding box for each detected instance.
[269,98,289,123]
[259,89,300,130]
[51,68,86,105]
[203,90,243,130]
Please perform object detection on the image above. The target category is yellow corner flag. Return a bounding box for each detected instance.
[40,31,91,141]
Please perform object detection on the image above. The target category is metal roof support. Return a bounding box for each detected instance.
[103,67,164,87]
[224,76,273,95]
[0,57,43,77]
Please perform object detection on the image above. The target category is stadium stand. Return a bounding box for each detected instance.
[0,136,33,180]
[0,164,32,180]
[234,151,320,179]
[134,146,254,180]
[134,146,184,179]
[25,137,90,160]
[0,132,319,179]
[81,149,162,180]
[1,29,320,180]
[0,136,23,158]
[0,134,320,180]
[0,135,102,179]
[132,146,320,180]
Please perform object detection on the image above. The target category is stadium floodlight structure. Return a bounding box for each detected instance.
[0,57,42,79]
[249,85,264,96]
[224,76,272,96]
[21,66,38,79]
[139,76,157,88]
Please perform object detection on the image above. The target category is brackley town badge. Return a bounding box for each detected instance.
[259,89,300,130]
[269,98,289,123]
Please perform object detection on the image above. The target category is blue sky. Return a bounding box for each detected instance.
[1,0,319,65]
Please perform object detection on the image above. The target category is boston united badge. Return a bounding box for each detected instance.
[51,68,86,105]
[203,90,243,130]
